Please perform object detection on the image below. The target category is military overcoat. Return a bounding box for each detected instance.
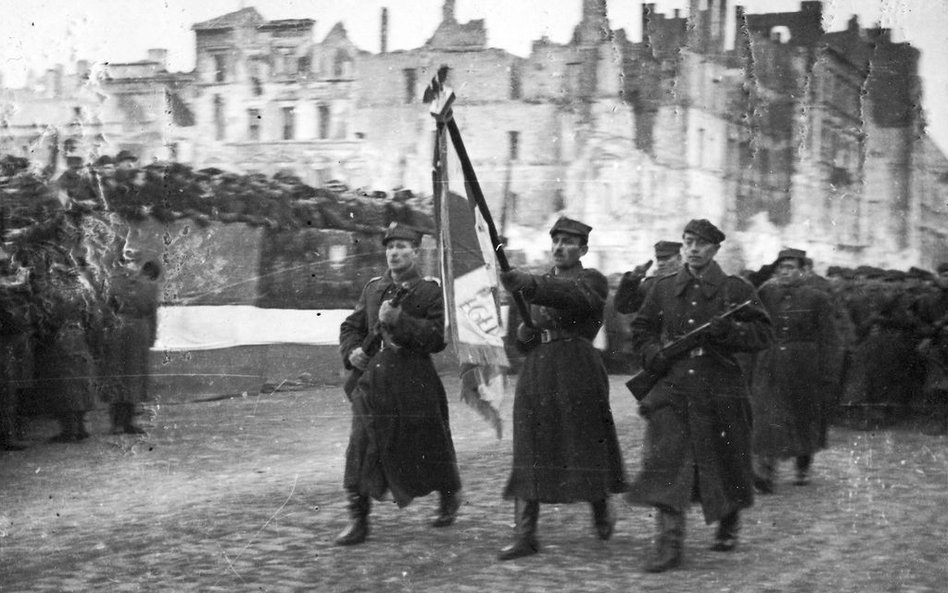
[339,266,461,506]
[751,280,840,456]
[503,264,627,503]
[627,261,772,523]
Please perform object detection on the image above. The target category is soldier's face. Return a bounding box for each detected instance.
[937,271,948,289]
[551,232,587,270]
[682,232,719,271]
[776,259,803,283]
[655,253,681,275]
[386,239,418,274]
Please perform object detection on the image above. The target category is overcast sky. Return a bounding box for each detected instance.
[1,0,946,149]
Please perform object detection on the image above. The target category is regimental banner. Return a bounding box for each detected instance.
[434,134,509,439]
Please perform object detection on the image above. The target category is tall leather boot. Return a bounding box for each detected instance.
[497,499,540,560]
[794,455,813,486]
[431,490,461,528]
[754,456,776,494]
[74,412,90,440]
[121,403,146,435]
[50,413,77,443]
[334,490,370,546]
[591,498,615,540]
[711,510,740,552]
[644,508,684,572]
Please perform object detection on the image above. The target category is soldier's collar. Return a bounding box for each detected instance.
[384,265,422,286]
[675,261,725,295]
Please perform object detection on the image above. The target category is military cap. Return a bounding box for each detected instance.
[115,149,138,163]
[908,266,934,280]
[654,240,682,258]
[549,216,592,240]
[826,265,842,277]
[774,247,807,266]
[839,267,856,280]
[884,269,906,282]
[382,222,422,245]
[65,155,84,167]
[94,155,115,167]
[937,262,948,274]
[683,219,725,244]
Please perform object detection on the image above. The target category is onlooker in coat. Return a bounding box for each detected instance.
[913,262,948,435]
[101,254,160,435]
[32,257,99,442]
[335,223,461,546]
[627,219,772,572]
[751,249,840,492]
[496,216,626,561]
[0,247,34,450]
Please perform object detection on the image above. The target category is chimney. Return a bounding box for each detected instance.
[674,9,681,19]
[45,66,64,98]
[147,49,168,70]
[442,0,455,24]
[380,7,388,53]
[642,3,654,39]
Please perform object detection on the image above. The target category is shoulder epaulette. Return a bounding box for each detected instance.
[365,276,383,287]
[423,276,442,286]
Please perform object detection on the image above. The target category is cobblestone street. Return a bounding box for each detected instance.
[1,376,946,593]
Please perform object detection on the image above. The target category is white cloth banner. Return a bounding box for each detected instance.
[153,306,350,351]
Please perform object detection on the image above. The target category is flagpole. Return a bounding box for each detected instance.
[425,66,534,328]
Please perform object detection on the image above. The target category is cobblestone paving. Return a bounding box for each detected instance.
[1,377,946,592]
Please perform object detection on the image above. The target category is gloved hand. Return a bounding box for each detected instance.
[645,349,671,374]
[630,259,653,278]
[348,346,369,371]
[500,269,536,294]
[379,300,402,325]
[516,323,537,343]
[706,316,732,339]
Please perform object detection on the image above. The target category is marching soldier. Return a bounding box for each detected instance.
[497,216,627,560]
[335,223,461,546]
[0,247,33,450]
[627,219,771,572]
[751,248,840,492]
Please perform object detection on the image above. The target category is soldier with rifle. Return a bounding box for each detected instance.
[626,219,772,572]
[334,222,461,546]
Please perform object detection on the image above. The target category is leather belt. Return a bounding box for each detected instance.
[539,329,578,344]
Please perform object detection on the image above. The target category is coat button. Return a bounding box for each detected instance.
[688,369,695,375]
[688,319,695,324]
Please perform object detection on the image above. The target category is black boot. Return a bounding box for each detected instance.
[121,403,146,435]
[431,490,461,528]
[109,403,125,435]
[710,510,740,552]
[74,412,90,440]
[50,413,77,443]
[497,499,539,560]
[335,490,370,546]
[591,498,615,540]
[754,456,776,494]
[794,455,812,486]
[644,508,684,573]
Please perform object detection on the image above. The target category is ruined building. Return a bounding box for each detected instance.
[2,1,946,271]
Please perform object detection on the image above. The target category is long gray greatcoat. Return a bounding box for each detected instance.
[100,267,160,405]
[504,264,627,503]
[752,280,840,456]
[627,261,772,523]
[339,266,461,506]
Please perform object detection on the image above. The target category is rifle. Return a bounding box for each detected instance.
[625,299,754,401]
[343,282,412,398]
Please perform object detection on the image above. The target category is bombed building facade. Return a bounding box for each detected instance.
[2,0,947,272]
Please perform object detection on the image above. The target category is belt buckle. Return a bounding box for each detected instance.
[540,329,553,344]
[689,347,705,358]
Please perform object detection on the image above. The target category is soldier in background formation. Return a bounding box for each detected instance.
[750,248,841,493]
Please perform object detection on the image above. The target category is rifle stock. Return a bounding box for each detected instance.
[625,299,754,401]
[343,283,411,398]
